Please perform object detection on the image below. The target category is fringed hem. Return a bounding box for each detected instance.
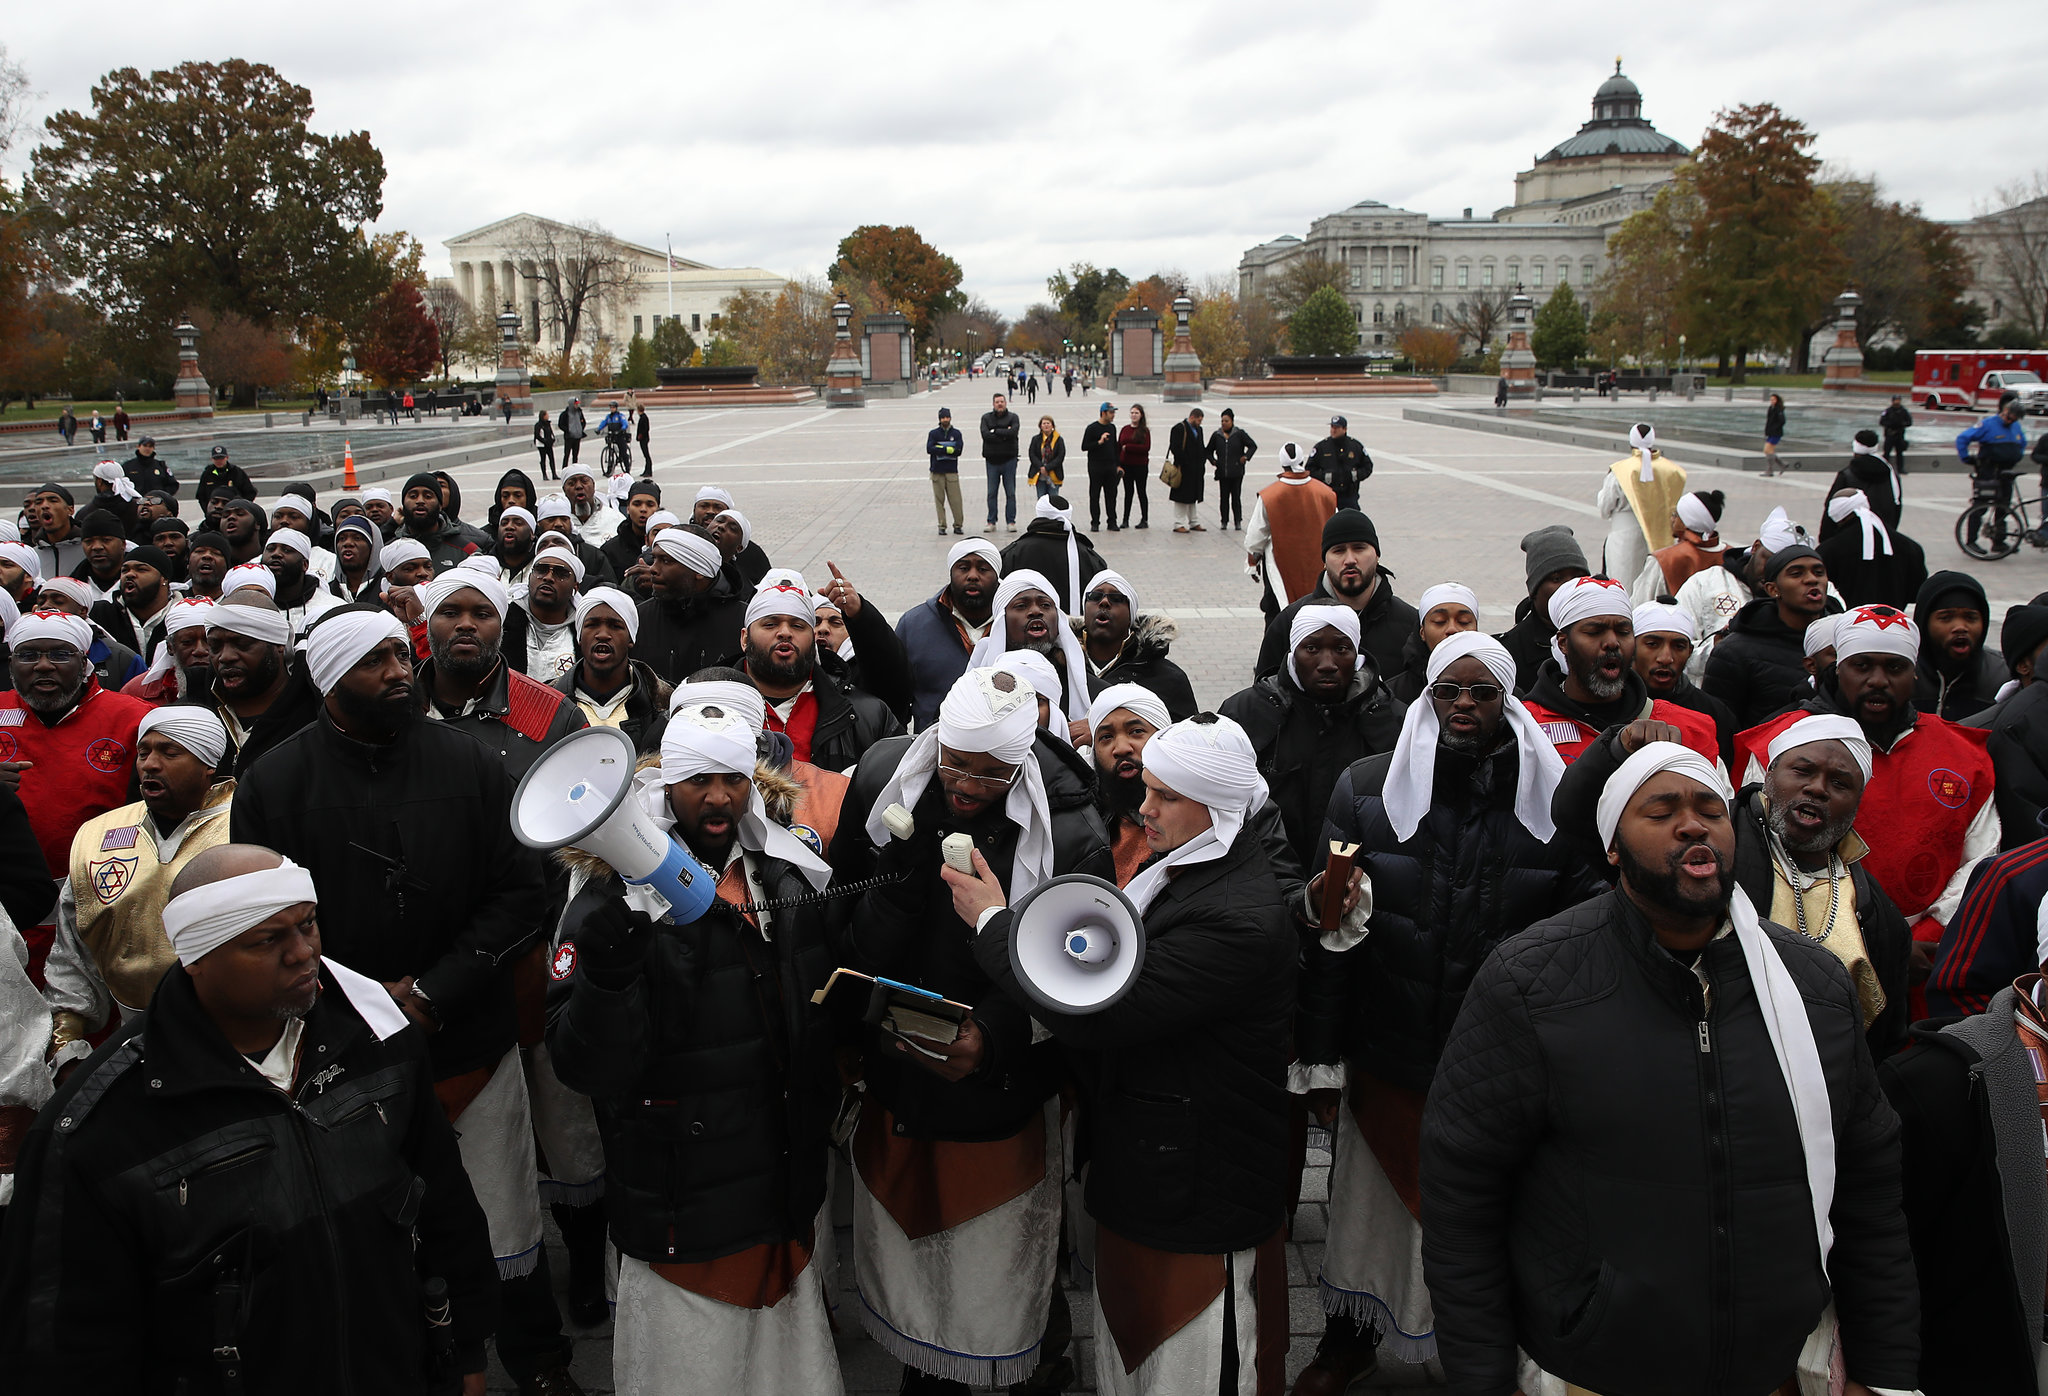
[495,1241,542,1280]
[1318,1279,1437,1365]
[855,1286,1041,1386]
[538,1174,606,1207]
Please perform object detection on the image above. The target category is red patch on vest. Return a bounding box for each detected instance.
[0,730,18,762]
[550,942,577,982]
[503,671,566,744]
[1928,767,1972,809]
[85,738,127,774]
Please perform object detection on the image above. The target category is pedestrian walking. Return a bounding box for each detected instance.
[1763,392,1787,476]
[111,402,129,442]
[1025,372,1038,404]
[1493,375,1508,407]
[1206,406,1258,530]
[501,395,514,424]
[980,391,1021,533]
[534,408,557,480]
[927,406,966,534]
[402,388,416,420]
[1879,394,1912,476]
[1062,368,1074,397]
[1117,403,1151,529]
[635,405,653,476]
[87,411,105,445]
[1166,406,1207,532]
[1026,415,1065,499]
[56,406,77,446]
[560,397,588,465]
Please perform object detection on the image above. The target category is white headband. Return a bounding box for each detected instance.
[1627,422,1657,483]
[266,527,313,563]
[535,494,571,520]
[989,649,1061,712]
[694,485,734,508]
[162,857,319,966]
[651,529,722,578]
[223,562,277,598]
[1279,442,1309,473]
[161,597,217,636]
[139,705,230,769]
[645,509,682,533]
[1416,582,1478,620]
[670,678,766,729]
[0,541,42,581]
[1087,682,1171,733]
[967,570,1091,721]
[713,509,752,549]
[303,608,407,694]
[1757,506,1804,556]
[206,602,292,647]
[946,536,1003,577]
[1852,438,1882,457]
[1288,604,1363,691]
[273,494,315,522]
[562,465,597,487]
[658,701,757,783]
[1631,601,1696,642]
[1826,491,1893,561]
[1766,713,1873,784]
[1549,576,1634,631]
[574,585,640,644]
[744,584,814,631]
[1833,605,1919,664]
[6,609,93,652]
[1083,568,1138,618]
[36,576,94,612]
[361,487,394,507]
[1597,740,1728,852]
[421,570,509,621]
[378,539,431,575]
[1674,494,1718,536]
[531,545,585,585]
[1804,614,1842,658]
[1124,717,1269,915]
[1383,631,1562,844]
[499,506,536,532]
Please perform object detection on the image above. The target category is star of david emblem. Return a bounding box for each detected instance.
[1850,606,1911,629]
[89,854,137,904]
[85,738,128,774]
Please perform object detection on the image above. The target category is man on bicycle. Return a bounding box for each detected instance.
[597,403,632,473]
[1957,390,2030,546]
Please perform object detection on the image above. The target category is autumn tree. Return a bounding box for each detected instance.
[1268,255,1347,317]
[1674,103,1844,381]
[1530,281,1589,368]
[1797,177,1982,364]
[358,279,441,388]
[1396,325,1462,376]
[189,309,298,397]
[719,278,836,384]
[1190,293,1250,378]
[1289,286,1358,356]
[1010,304,1076,356]
[505,219,632,359]
[827,226,964,340]
[931,296,1010,363]
[30,60,388,404]
[1450,288,1512,355]
[1593,187,1689,364]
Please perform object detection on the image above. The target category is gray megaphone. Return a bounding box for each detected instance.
[1004,874,1145,1014]
[510,725,716,923]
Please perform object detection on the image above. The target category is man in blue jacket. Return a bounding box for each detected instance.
[927,406,965,535]
[1955,391,2028,543]
[895,537,1001,729]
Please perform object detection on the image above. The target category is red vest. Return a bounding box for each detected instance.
[764,690,820,765]
[1522,695,1721,766]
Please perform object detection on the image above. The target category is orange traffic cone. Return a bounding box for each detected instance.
[343,439,357,491]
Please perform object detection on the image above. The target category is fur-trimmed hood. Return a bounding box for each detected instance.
[1068,610,1178,664]
[555,753,805,881]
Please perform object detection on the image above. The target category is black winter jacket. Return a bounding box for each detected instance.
[1307,436,1372,496]
[1298,745,1606,1091]
[1255,573,1419,685]
[1703,597,1828,732]
[599,515,646,580]
[194,459,254,502]
[548,832,839,1265]
[1166,420,1206,504]
[999,523,1107,616]
[974,827,1295,1254]
[1978,681,2048,847]
[1819,454,1904,541]
[1073,613,1200,722]
[635,578,748,686]
[1206,425,1258,482]
[211,658,325,779]
[837,592,914,725]
[399,511,488,573]
[1657,674,1739,767]
[0,964,497,1392]
[1220,667,1408,869]
[980,408,1021,462]
[122,451,179,498]
[231,712,548,1080]
[1495,596,1556,696]
[831,731,1111,1142]
[722,649,902,776]
[1420,889,1919,1396]
[550,660,671,754]
[1817,525,1927,611]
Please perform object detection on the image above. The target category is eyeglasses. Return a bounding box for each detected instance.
[937,762,1021,794]
[12,647,81,666]
[1427,681,1505,704]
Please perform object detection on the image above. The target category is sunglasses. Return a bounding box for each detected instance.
[1427,681,1505,704]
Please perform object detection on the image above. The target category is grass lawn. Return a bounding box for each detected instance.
[0,398,320,423]
[1701,371,1913,389]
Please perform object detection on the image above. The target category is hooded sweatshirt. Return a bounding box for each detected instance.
[1914,570,2009,720]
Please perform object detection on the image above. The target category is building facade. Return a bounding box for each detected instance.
[443,214,786,359]
[1239,64,1690,350]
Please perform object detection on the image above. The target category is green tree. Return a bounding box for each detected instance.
[1288,285,1357,356]
[701,334,745,368]
[1592,187,1688,363]
[651,317,697,368]
[1269,255,1347,318]
[1530,281,1589,368]
[619,332,658,388]
[1047,263,1130,346]
[827,226,963,340]
[30,59,388,405]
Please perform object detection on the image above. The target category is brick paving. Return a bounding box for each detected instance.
[448,382,2046,1392]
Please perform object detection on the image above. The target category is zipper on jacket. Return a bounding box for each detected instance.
[285,1098,356,1391]
[1697,1021,1711,1054]
[1695,969,1736,1392]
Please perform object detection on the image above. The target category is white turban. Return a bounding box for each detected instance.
[989,649,1061,717]
[651,528,722,579]
[138,705,229,769]
[36,577,94,613]
[273,493,316,523]
[967,570,1091,722]
[1086,682,1171,734]
[1627,422,1658,484]
[1124,716,1269,915]
[93,461,141,502]
[139,598,218,684]
[644,700,840,897]
[694,485,734,510]
[1632,601,1697,642]
[0,519,15,543]
[1416,582,1478,622]
[499,506,536,533]
[1549,576,1634,632]
[1852,437,1882,457]
[1287,604,1363,691]
[223,563,276,598]
[1278,441,1310,474]
[1766,712,1873,784]
[1083,568,1138,619]
[534,531,575,555]
[1595,740,1837,1260]
[562,464,598,488]
[303,609,408,694]
[946,536,1003,578]
[0,591,14,638]
[207,602,292,647]
[575,586,640,644]
[1034,494,1081,612]
[1383,632,1563,843]
[1826,490,1893,561]
[421,570,509,621]
[1757,506,1804,557]
[531,545,585,585]
[713,509,752,549]
[759,567,806,594]
[379,539,431,575]
[669,678,765,730]
[1833,605,1919,664]
[6,609,92,652]
[646,509,682,534]
[865,669,1055,897]
[361,487,394,507]
[266,527,313,563]
[0,541,42,581]
[1674,493,1719,537]
[535,494,571,522]
[744,584,814,631]
[162,856,318,966]
[1804,615,1842,659]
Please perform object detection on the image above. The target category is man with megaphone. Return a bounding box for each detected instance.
[832,667,1110,1394]
[945,713,1298,1396]
[546,687,844,1396]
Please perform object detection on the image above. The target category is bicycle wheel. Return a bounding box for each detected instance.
[1955,504,2021,560]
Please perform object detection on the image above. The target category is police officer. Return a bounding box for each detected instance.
[1308,415,1372,511]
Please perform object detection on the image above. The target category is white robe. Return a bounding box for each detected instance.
[1093,1244,1260,1396]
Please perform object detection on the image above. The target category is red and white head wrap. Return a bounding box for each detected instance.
[1833,605,1919,664]
[6,609,92,652]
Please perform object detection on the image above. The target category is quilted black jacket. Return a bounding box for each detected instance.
[1419,889,1918,1395]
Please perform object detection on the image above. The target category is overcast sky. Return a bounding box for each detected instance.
[6,2,2042,319]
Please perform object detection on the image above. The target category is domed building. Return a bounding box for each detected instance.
[1238,64,1694,351]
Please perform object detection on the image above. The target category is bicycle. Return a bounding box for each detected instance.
[600,432,632,475]
[1954,470,2046,560]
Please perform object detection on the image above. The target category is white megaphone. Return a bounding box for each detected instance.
[510,725,716,923]
[1004,874,1145,1014]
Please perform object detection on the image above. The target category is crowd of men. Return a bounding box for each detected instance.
[0,398,2043,1396]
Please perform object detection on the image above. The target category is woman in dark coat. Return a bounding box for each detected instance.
[1116,404,1150,530]
[533,409,557,480]
[1763,393,1787,477]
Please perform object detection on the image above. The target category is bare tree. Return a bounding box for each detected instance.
[1268,254,1347,318]
[0,42,33,162]
[1977,171,2048,340]
[1450,288,1511,354]
[504,218,633,358]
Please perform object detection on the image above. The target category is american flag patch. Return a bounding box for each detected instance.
[1540,721,1584,744]
[99,826,139,851]
[0,710,22,727]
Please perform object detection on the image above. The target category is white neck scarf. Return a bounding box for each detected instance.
[1123,716,1267,915]
[1034,494,1081,613]
[968,570,1091,722]
[1852,436,1902,509]
[631,704,832,890]
[1825,491,1893,561]
[1382,632,1563,843]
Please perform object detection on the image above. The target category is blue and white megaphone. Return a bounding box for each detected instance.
[1004,874,1145,1014]
[510,725,716,923]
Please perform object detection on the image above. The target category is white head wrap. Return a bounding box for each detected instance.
[303,609,408,694]
[1278,441,1310,475]
[361,487,394,507]
[36,576,94,613]
[967,570,1091,722]
[222,562,276,598]
[946,536,1003,578]
[712,509,752,549]
[6,609,93,652]
[0,591,15,638]
[1674,493,1719,537]
[0,519,16,543]
[1627,422,1658,483]
[1803,614,1842,659]
[744,584,813,631]
[93,460,141,502]
[535,494,572,523]
[534,531,575,555]
[989,649,1061,720]
[1549,575,1634,632]
[1852,436,1905,510]
[669,678,766,729]
[808,590,841,621]
[694,485,734,510]
[759,567,806,593]
[531,544,586,585]
[1833,605,1919,664]
[646,509,682,534]
[266,527,314,563]
[138,705,229,769]
[1123,716,1270,915]
[1826,490,1893,561]
[1083,568,1138,619]
[651,528,722,579]
[273,493,316,523]
[1086,682,1171,734]
[1416,582,1478,622]
[607,474,634,505]
[1034,494,1081,614]
[499,505,536,533]
[562,464,598,489]
[574,586,640,645]
[207,601,292,647]
[1756,506,1804,556]
[1287,604,1364,691]
[0,541,43,581]
[1765,712,1873,784]
[1594,740,1838,1260]
[162,856,318,966]
[139,598,218,683]
[1382,632,1563,843]
[378,539,431,575]
[421,569,509,621]
[1632,601,1697,643]
[865,669,1055,897]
